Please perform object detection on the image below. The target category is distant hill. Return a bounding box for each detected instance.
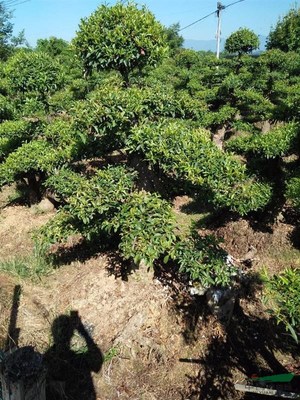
[184,35,267,53]
[183,39,218,52]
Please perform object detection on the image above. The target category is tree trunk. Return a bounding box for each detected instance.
[27,174,42,205]
[119,66,130,87]
[212,125,227,150]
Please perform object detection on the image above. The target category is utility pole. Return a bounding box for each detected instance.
[216,2,225,59]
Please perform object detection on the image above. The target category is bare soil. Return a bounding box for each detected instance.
[0,195,299,400]
[0,205,54,259]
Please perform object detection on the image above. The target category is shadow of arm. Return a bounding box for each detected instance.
[77,321,103,373]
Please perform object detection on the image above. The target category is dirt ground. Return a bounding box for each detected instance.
[0,193,299,400]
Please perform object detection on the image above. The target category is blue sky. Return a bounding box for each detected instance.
[10,0,296,47]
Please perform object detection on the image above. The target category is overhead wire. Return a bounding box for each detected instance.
[2,0,22,5]
[2,0,30,8]
[179,0,246,32]
[179,10,217,32]
[225,0,246,9]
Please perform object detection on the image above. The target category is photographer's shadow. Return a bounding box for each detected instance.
[44,311,103,400]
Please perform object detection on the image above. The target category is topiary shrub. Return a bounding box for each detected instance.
[126,119,272,215]
[73,2,168,84]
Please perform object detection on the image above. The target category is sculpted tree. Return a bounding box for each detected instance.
[5,50,64,98]
[73,2,168,85]
[225,28,259,56]
[267,7,300,52]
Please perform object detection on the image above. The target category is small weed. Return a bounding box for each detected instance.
[174,211,210,238]
[73,344,88,355]
[263,267,300,343]
[104,346,119,362]
[0,254,52,280]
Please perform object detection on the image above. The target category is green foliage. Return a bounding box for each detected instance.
[42,118,86,163]
[163,23,184,54]
[0,253,51,279]
[66,166,135,226]
[18,96,46,117]
[233,50,300,121]
[0,140,67,187]
[48,89,75,113]
[274,81,300,121]
[0,119,37,159]
[144,50,195,91]
[73,84,205,155]
[225,28,259,56]
[44,119,75,147]
[73,85,142,153]
[174,48,202,69]
[36,36,69,57]
[34,209,82,253]
[0,94,14,121]
[38,169,177,268]
[5,50,64,98]
[109,191,176,266]
[226,123,300,158]
[267,7,300,52]
[215,72,242,101]
[0,3,27,60]
[203,105,237,128]
[35,166,136,252]
[68,78,90,100]
[171,232,236,288]
[36,37,82,86]
[146,49,225,97]
[263,268,300,342]
[235,89,275,121]
[261,49,300,77]
[126,119,272,214]
[45,169,85,200]
[232,120,259,134]
[73,2,168,83]
[286,176,300,209]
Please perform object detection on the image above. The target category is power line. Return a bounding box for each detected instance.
[179,11,216,32]
[2,0,22,5]
[10,0,31,6]
[225,0,246,9]
[179,0,246,32]
[2,0,30,8]
[5,0,29,5]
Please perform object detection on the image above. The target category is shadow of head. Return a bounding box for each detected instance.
[51,315,75,348]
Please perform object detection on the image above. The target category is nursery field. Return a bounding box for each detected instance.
[0,2,300,399]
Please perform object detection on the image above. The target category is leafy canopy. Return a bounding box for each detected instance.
[226,123,300,159]
[267,6,300,52]
[5,50,64,98]
[225,28,259,56]
[0,2,27,60]
[73,1,168,83]
[36,36,69,57]
[163,23,184,54]
[126,119,272,215]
